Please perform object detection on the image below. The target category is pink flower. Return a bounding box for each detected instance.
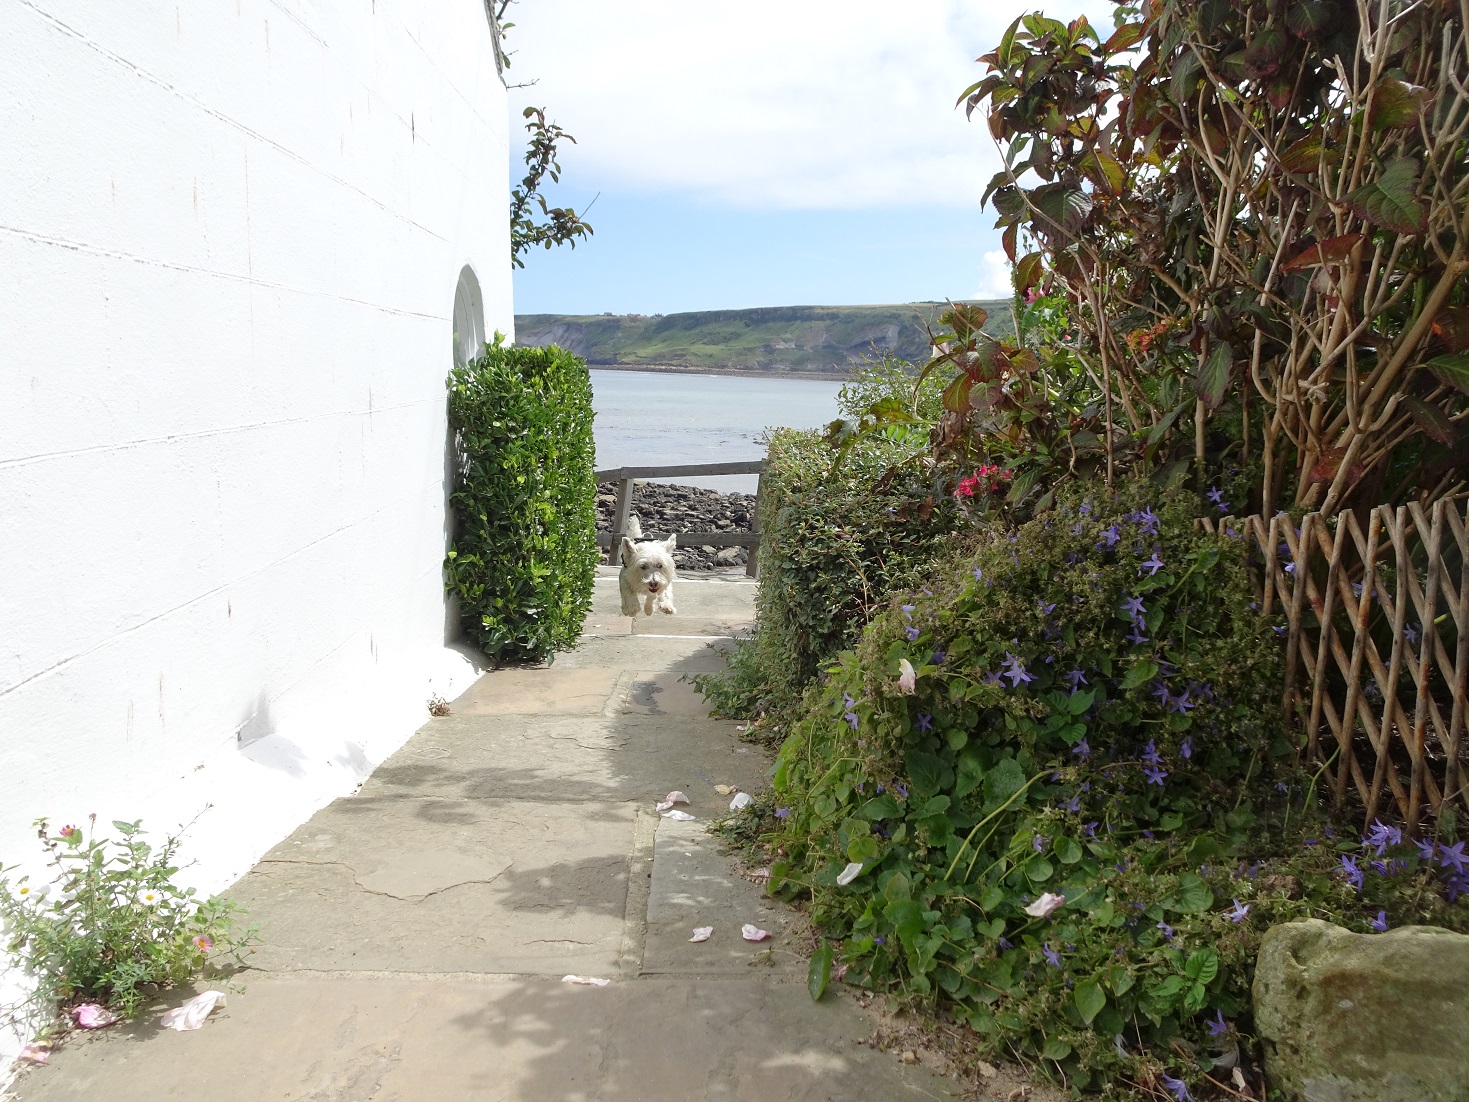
[192,935,214,953]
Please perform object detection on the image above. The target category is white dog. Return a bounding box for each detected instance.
[619,515,678,617]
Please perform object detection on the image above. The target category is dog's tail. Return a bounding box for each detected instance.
[626,514,643,540]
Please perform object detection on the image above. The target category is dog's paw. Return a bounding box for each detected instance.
[661,604,676,615]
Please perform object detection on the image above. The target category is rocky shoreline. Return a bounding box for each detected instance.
[596,481,757,571]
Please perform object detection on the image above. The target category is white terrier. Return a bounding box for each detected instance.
[619,515,678,617]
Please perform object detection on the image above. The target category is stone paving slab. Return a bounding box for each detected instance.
[13,975,950,1102]
[230,797,635,975]
[643,817,795,975]
[552,633,735,672]
[358,714,771,815]
[588,573,758,639]
[626,671,718,716]
[450,666,622,715]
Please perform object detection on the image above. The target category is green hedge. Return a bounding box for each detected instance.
[694,425,961,723]
[444,334,598,663]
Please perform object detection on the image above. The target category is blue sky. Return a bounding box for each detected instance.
[506,1,1113,316]
[513,197,999,316]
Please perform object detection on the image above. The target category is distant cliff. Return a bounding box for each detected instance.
[514,301,1014,377]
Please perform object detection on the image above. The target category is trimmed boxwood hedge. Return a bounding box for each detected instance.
[444,334,598,663]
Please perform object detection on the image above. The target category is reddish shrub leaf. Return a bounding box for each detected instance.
[1431,306,1469,353]
[1242,28,1291,79]
[1310,446,1347,483]
[1286,1,1332,38]
[942,373,975,413]
[1426,351,1469,396]
[1282,234,1365,271]
[1103,21,1144,53]
[1267,73,1296,109]
[1404,397,1456,446]
[1081,150,1126,195]
[1015,251,1044,293]
[1278,133,1335,174]
[1193,343,1233,411]
[1369,78,1428,131]
[1347,158,1427,234]
[1030,184,1093,238]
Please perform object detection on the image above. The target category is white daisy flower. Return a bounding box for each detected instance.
[137,887,164,907]
[14,882,50,904]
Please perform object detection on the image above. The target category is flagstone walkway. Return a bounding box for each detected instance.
[15,570,954,1101]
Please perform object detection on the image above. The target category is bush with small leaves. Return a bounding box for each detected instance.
[444,334,598,664]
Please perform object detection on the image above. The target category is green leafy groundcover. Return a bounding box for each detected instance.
[444,335,598,664]
[760,489,1468,1089]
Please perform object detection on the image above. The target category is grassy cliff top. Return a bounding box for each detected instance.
[515,301,1014,377]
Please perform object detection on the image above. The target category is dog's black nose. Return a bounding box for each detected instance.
[647,581,660,592]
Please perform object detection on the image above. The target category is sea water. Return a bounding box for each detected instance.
[590,368,845,493]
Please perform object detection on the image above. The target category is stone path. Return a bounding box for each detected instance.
[15,570,951,1101]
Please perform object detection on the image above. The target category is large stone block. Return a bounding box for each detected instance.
[1253,919,1469,1101]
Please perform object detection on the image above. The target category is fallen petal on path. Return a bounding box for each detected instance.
[836,861,864,885]
[71,1003,119,1029]
[741,923,771,941]
[17,1043,50,1065]
[655,791,690,812]
[689,926,714,943]
[714,784,737,795]
[729,792,754,810]
[160,990,227,1031]
[561,975,611,986]
[661,809,696,821]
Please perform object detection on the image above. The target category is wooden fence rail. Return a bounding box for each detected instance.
[595,460,765,578]
[1201,496,1469,831]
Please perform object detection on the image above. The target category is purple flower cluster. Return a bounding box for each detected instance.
[1342,823,1468,902]
[1131,507,1161,536]
[1001,652,1034,687]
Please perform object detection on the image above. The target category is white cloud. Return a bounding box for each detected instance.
[505,0,1111,210]
[975,249,1014,299]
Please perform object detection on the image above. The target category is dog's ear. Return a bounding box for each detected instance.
[662,533,678,551]
[620,536,637,563]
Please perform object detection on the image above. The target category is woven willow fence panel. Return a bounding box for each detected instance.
[1202,498,1469,832]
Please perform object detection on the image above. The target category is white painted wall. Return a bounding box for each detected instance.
[0,0,510,1053]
